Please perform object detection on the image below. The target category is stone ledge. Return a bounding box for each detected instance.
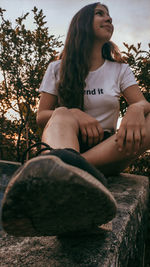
[0,160,149,267]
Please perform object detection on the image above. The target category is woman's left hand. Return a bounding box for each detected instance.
[115,104,146,155]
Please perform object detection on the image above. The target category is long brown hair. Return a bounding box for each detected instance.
[57,2,123,110]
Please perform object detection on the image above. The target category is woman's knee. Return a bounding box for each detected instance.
[46,107,79,132]
[51,107,70,118]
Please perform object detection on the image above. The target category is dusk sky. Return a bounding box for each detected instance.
[1,0,150,52]
[0,0,150,83]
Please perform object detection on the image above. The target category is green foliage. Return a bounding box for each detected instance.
[122,43,150,94]
[120,42,150,116]
[0,7,62,161]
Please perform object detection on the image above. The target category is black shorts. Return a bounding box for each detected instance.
[79,130,114,153]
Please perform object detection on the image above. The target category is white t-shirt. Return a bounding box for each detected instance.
[39,59,137,131]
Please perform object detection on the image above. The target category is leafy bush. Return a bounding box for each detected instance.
[0,7,62,161]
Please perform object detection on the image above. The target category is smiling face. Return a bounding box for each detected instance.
[93,4,114,43]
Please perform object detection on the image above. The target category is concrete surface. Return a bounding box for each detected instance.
[0,160,149,267]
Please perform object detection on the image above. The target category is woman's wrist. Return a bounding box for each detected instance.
[128,101,150,115]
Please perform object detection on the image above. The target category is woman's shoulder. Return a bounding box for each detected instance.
[45,59,61,80]
[105,60,129,71]
[48,59,61,71]
[105,60,132,78]
[106,59,128,67]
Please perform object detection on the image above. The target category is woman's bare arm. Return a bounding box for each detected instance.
[36,92,58,128]
[122,84,150,114]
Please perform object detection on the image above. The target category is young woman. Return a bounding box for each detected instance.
[37,2,150,175]
[1,2,150,237]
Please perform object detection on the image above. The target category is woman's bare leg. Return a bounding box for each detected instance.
[42,107,80,152]
[82,113,150,176]
[41,107,149,177]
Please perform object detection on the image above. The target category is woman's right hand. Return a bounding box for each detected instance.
[70,108,104,147]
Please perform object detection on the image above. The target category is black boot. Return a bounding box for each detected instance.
[1,146,117,237]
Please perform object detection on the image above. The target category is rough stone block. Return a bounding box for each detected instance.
[0,160,149,267]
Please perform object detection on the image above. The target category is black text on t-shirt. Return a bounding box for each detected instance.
[84,88,104,95]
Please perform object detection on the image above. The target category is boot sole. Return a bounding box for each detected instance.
[1,155,117,236]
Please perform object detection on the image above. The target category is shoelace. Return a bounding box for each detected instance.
[21,142,53,164]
